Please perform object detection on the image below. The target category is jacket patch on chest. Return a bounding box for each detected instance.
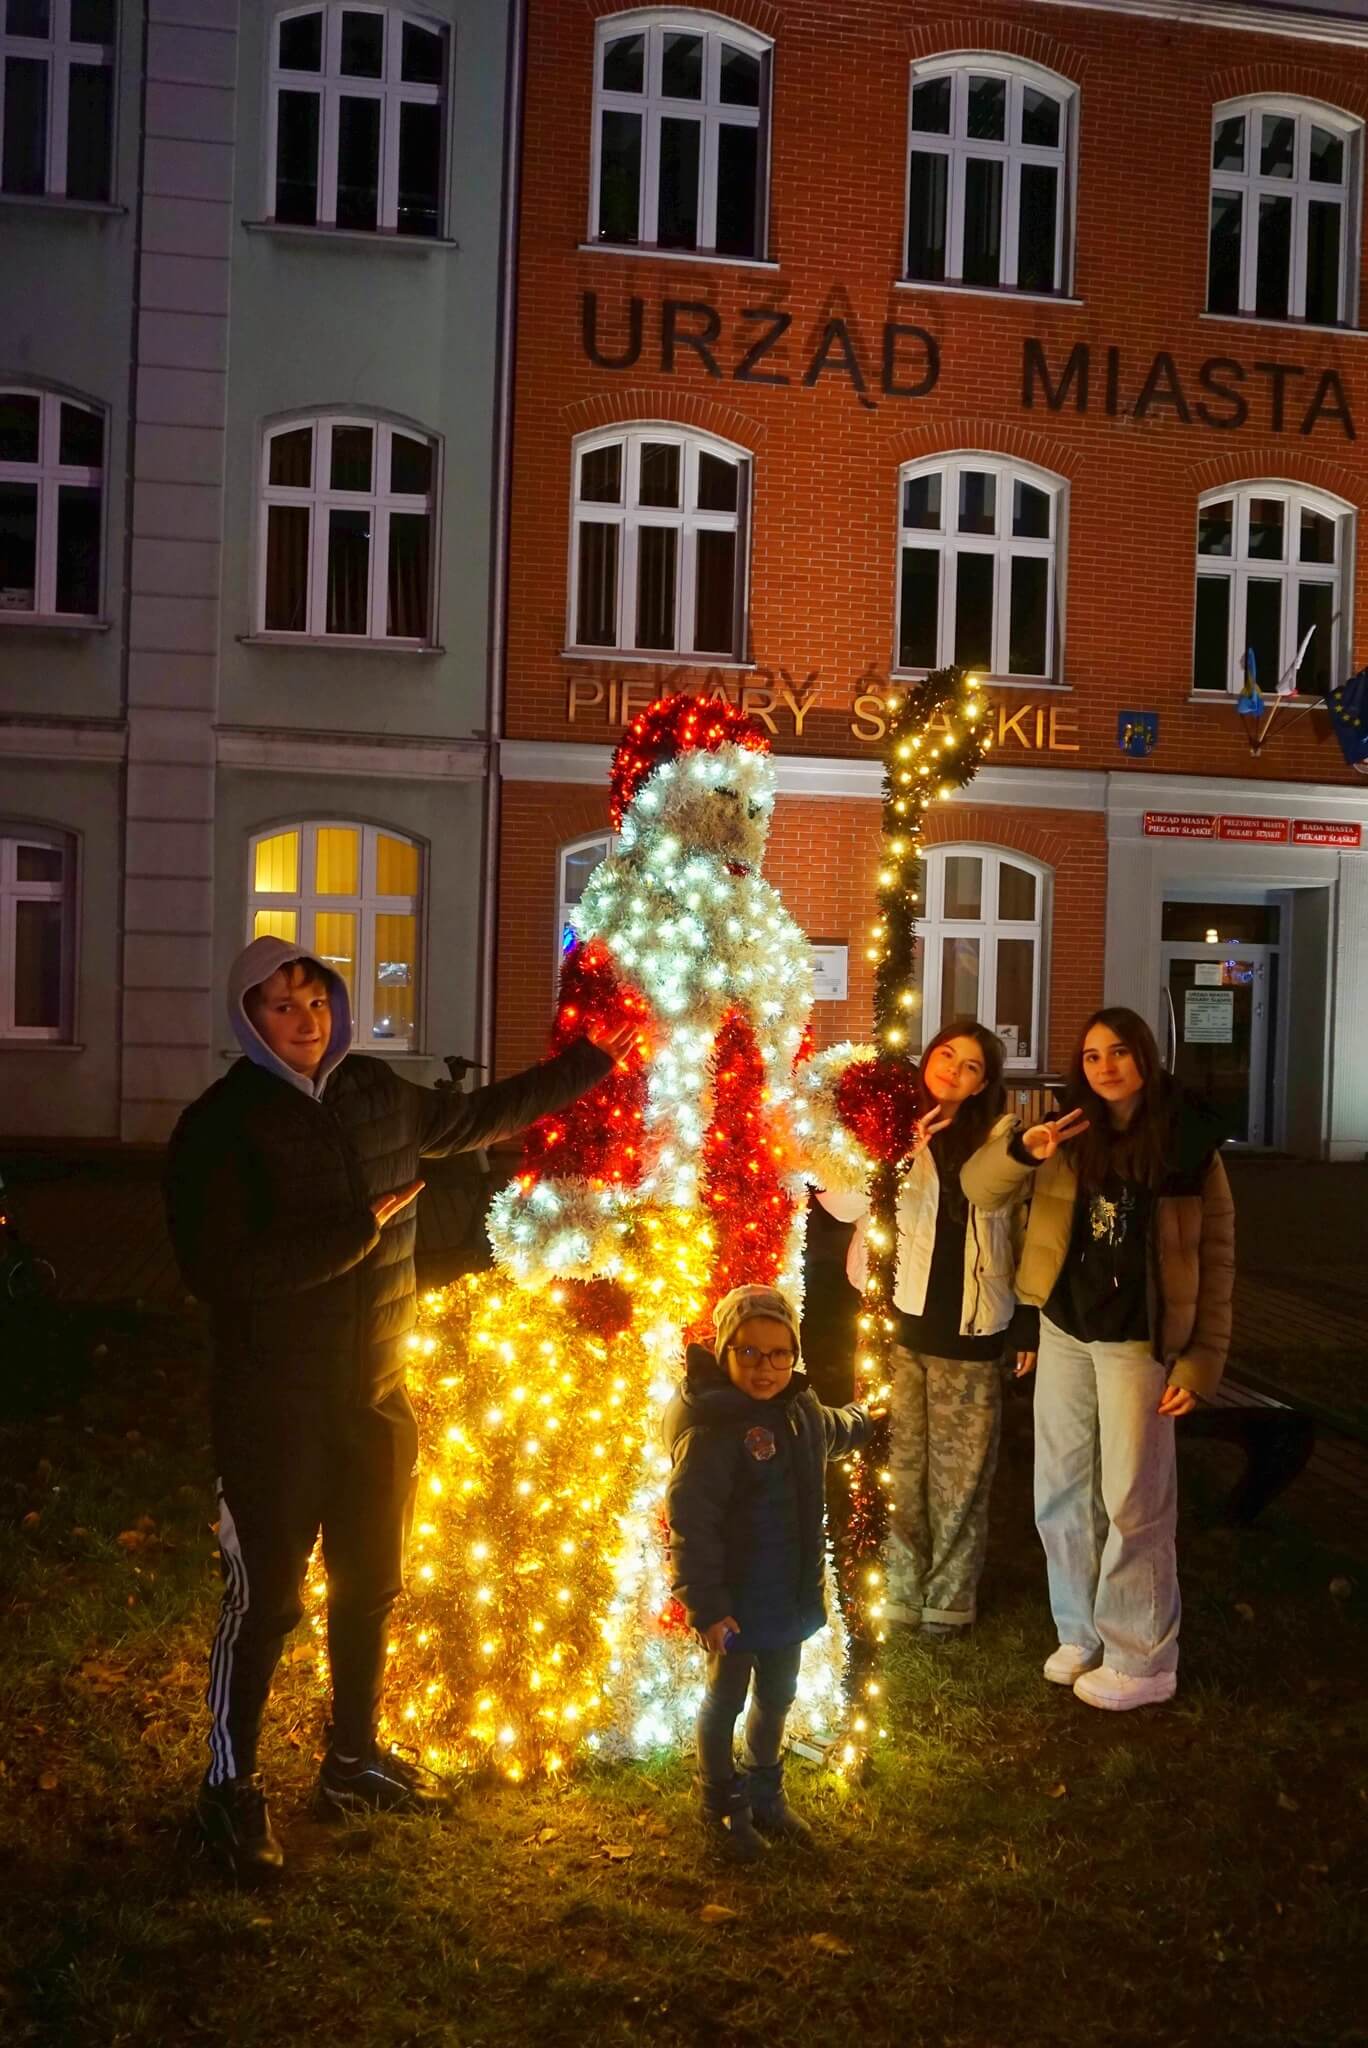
[745,1425,777,1462]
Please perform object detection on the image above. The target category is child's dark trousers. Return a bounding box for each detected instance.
[696,1642,802,1788]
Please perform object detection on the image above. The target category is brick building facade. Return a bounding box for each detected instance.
[495,0,1368,1158]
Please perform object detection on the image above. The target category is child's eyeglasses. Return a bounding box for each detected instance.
[732,1345,795,1369]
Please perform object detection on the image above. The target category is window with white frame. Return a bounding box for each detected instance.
[0,829,71,1040]
[259,414,437,641]
[1194,482,1351,698]
[905,57,1074,294]
[1207,98,1359,325]
[0,387,102,619]
[570,425,749,659]
[591,11,770,259]
[1,0,115,202]
[555,833,616,987]
[909,846,1047,1070]
[896,454,1061,681]
[268,5,447,236]
[248,820,423,1048]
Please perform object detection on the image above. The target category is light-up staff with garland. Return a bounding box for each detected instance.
[795,667,990,1638]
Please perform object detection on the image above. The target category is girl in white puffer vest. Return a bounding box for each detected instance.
[818,1020,1026,1639]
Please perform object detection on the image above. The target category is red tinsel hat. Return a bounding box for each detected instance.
[609,693,771,828]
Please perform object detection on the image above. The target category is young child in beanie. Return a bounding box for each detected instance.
[664,1284,872,1859]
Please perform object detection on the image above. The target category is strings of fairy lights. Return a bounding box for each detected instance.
[308,693,889,1780]
[839,667,989,1626]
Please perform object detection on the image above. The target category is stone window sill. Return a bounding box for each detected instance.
[238,633,445,655]
[243,220,457,253]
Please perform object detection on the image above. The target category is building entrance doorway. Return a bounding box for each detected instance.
[1159,901,1282,1146]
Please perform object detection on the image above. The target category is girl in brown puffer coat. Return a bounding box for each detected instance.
[961,1006,1235,1713]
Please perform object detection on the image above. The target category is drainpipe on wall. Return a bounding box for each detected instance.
[478,0,528,1080]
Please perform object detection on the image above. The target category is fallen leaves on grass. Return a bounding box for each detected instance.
[1329,1577,1353,1600]
[115,1531,146,1552]
[37,1771,59,1793]
[523,1825,560,1848]
[76,1660,126,1693]
[1277,1792,1301,1813]
[601,1843,634,1863]
[20,1512,40,1531]
[808,1933,853,1958]
[1045,1782,1068,1799]
[700,1904,740,1925]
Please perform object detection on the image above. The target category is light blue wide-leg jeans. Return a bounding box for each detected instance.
[1033,1315,1180,1677]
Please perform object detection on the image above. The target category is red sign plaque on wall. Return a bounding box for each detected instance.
[1290,819,1363,847]
[1217,815,1291,843]
[1143,812,1217,838]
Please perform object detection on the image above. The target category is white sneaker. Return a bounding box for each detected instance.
[1073,1665,1177,1711]
[1043,1643,1101,1686]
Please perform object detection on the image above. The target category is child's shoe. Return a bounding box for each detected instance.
[747,1761,814,1846]
[698,1774,767,1862]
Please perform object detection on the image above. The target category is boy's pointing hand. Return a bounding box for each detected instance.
[372,1180,425,1228]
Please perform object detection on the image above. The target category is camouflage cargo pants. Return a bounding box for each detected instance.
[885,1345,1003,1628]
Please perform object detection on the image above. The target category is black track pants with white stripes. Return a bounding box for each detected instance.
[206,1386,419,1785]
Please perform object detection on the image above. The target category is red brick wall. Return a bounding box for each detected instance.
[496,0,1367,1080]
[507,0,1368,787]
[495,784,1106,1077]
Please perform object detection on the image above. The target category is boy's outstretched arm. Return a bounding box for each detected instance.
[411,1031,625,1158]
[821,1398,875,1461]
[166,1113,380,1303]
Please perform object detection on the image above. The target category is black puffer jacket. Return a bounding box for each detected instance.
[166,1041,612,1436]
[663,1345,870,1651]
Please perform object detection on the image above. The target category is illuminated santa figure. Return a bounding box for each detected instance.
[355,695,868,1781]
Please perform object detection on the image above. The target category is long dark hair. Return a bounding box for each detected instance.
[1065,1005,1171,1192]
[916,1019,1006,1209]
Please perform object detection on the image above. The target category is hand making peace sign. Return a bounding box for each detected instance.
[1020,1106,1091,1162]
[899,1105,953,1167]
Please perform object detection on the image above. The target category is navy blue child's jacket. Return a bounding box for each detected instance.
[663,1344,871,1651]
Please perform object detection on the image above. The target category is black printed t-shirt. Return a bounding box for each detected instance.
[1045,1171,1153,1346]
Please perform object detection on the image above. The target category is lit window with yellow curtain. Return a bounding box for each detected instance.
[245,821,423,1050]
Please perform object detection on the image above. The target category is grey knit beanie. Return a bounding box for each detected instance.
[712,1284,801,1363]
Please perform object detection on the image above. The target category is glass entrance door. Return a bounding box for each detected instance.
[1160,942,1275,1144]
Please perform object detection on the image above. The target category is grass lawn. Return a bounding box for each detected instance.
[1,1304,1365,2048]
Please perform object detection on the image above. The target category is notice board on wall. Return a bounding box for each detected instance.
[1184,989,1234,1043]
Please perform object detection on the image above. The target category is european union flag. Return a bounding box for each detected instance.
[1326,667,1368,767]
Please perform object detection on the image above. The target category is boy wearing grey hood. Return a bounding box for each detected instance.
[166,937,633,1881]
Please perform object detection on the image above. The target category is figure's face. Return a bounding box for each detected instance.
[922,1034,989,1109]
[1081,1025,1145,1110]
[630,748,775,870]
[248,965,332,1075]
[725,1315,797,1401]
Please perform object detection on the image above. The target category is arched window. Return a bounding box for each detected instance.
[0,826,72,1040]
[911,845,1048,1071]
[905,56,1076,295]
[896,453,1062,682]
[248,820,423,1048]
[268,4,448,236]
[569,424,749,659]
[1207,97,1360,325]
[258,412,438,641]
[591,10,771,259]
[0,1,115,202]
[0,386,103,620]
[1194,481,1351,698]
[555,832,616,987]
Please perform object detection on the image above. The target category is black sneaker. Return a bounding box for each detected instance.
[317,1744,446,1816]
[195,1773,285,1882]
